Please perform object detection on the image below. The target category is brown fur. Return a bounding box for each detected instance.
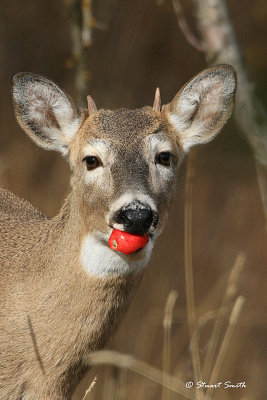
[0,189,142,399]
[0,65,236,399]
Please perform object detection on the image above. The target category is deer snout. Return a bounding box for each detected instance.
[113,202,159,235]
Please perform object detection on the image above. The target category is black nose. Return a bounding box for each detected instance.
[114,203,156,235]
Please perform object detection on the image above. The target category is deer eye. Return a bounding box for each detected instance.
[82,156,101,170]
[155,151,171,167]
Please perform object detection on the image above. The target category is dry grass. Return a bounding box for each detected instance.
[81,376,97,400]
[202,252,246,381]
[80,264,245,400]
[84,350,195,399]
[205,296,245,399]
[162,290,179,400]
[184,151,204,400]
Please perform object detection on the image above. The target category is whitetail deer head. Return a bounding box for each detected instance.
[12,65,236,277]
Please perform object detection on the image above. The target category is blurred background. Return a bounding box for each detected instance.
[0,0,266,399]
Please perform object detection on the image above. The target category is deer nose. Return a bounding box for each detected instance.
[114,203,156,235]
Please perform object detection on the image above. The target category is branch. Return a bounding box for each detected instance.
[171,0,267,226]
[191,0,267,226]
[171,0,204,52]
[66,0,106,107]
[65,0,88,107]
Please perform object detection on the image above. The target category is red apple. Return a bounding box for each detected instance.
[108,229,149,255]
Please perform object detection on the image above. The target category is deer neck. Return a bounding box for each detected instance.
[47,191,145,337]
[27,193,144,396]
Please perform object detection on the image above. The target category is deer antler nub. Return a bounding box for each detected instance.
[87,95,97,115]
[153,87,161,112]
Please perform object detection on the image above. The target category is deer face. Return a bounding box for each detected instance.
[12,65,236,271]
[69,107,182,240]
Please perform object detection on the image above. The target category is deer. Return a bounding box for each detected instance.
[0,65,236,400]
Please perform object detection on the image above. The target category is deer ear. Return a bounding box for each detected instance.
[13,73,82,155]
[163,65,236,152]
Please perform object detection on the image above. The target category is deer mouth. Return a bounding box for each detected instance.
[108,228,149,255]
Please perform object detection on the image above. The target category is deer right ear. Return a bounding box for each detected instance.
[163,65,236,152]
[13,73,82,155]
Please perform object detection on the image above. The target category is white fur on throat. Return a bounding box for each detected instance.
[80,234,154,277]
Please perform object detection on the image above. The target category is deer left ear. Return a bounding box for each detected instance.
[163,65,236,152]
[13,73,82,156]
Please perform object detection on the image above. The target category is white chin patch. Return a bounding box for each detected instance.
[80,233,154,278]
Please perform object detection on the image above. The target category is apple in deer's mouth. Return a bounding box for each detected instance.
[108,228,149,255]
